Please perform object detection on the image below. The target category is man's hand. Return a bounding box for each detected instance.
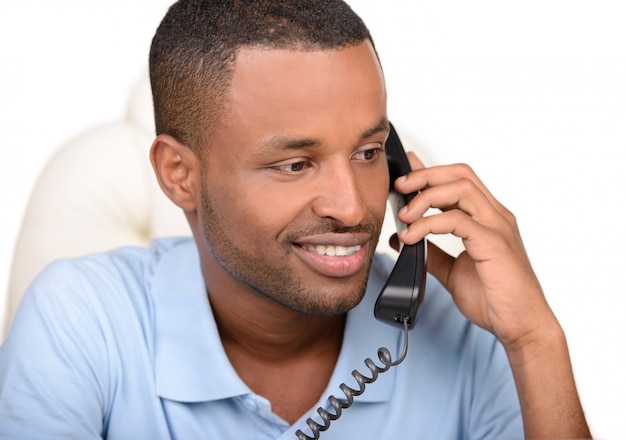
[393,152,554,351]
[393,152,591,439]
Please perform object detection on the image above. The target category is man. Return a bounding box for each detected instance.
[0,0,590,438]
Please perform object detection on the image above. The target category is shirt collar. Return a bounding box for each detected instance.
[152,239,249,402]
[152,240,400,404]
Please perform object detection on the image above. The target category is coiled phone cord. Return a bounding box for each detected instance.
[295,316,410,440]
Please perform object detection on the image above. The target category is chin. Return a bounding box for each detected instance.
[274,274,370,317]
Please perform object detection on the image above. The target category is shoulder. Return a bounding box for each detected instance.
[4,235,200,382]
[0,238,197,439]
[31,236,193,290]
[13,237,197,335]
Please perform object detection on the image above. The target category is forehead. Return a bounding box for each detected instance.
[223,42,387,134]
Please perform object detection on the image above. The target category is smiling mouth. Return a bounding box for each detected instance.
[299,244,362,257]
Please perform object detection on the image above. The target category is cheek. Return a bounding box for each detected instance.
[210,178,306,245]
[371,182,390,215]
[244,187,311,239]
[361,168,390,219]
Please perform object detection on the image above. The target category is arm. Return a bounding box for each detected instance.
[505,318,589,438]
[394,153,591,439]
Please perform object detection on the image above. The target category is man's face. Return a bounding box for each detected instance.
[198,42,389,315]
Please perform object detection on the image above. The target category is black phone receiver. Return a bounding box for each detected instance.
[374,123,427,330]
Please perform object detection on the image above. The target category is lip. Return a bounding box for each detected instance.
[292,233,371,278]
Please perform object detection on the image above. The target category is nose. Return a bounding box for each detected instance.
[310,159,367,227]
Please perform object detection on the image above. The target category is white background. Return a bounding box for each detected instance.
[1,0,624,438]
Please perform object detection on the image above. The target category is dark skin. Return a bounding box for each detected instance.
[397,156,591,438]
[213,298,345,422]
[151,42,591,437]
[152,43,388,424]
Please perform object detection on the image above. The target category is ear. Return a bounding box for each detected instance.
[150,134,200,212]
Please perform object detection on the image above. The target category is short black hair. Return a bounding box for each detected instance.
[149,0,374,150]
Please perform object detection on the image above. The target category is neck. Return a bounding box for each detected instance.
[209,283,346,362]
[195,240,347,360]
[211,286,346,424]
[207,264,347,414]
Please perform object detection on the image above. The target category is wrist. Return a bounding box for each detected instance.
[503,319,592,439]
[503,316,567,368]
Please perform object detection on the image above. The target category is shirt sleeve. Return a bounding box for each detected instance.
[0,260,109,439]
[468,334,524,439]
[406,276,524,439]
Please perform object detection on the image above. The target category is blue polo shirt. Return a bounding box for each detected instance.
[0,237,522,439]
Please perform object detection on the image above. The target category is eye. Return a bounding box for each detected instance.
[353,145,383,162]
[272,160,311,174]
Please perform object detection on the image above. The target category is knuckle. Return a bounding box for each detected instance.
[501,206,517,225]
[449,208,467,223]
[457,176,476,194]
[454,163,475,176]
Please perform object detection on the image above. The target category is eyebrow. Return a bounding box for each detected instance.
[263,118,389,151]
[362,118,389,139]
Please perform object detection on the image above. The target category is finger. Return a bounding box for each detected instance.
[398,177,504,227]
[399,209,472,244]
[406,151,425,171]
[398,209,507,262]
[395,163,510,219]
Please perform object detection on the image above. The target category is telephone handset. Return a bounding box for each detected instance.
[295,124,427,440]
[374,122,427,329]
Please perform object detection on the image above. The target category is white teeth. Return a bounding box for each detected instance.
[306,244,361,256]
